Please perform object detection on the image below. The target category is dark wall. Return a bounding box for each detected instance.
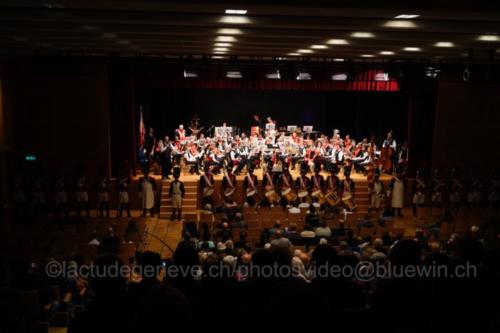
[139,88,408,146]
[433,82,500,173]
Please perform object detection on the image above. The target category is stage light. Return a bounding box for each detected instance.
[225,9,247,15]
[425,67,441,78]
[326,39,349,45]
[380,51,395,55]
[219,16,252,24]
[288,53,300,56]
[217,28,242,35]
[360,54,375,58]
[226,71,242,78]
[332,73,348,81]
[477,35,500,42]
[403,47,421,51]
[265,70,281,79]
[333,58,345,62]
[375,73,390,81]
[211,55,225,59]
[183,70,199,78]
[435,41,455,47]
[311,45,328,49]
[296,72,311,80]
[213,47,229,52]
[383,20,417,28]
[215,36,237,42]
[394,14,420,19]
[351,32,375,38]
[297,49,314,53]
[214,51,227,54]
[214,43,232,47]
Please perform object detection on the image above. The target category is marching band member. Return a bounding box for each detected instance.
[54,174,69,218]
[280,165,296,207]
[467,168,482,206]
[310,167,325,208]
[184,143,202,175]
[412,169,426,217]
[168,167,185,220]
[200,164,216,208]
[340,170,356,211]
[160,136,172,180]
[325,167,341,211]
[296,169,311,205]
[243,167,259,207]
[431,168,445,208]
[96,173,111,218]
[369,171,384,213]
[175,124,186,141]
[139,170,156,217]
[263,164,280,207]
[449,168,463,213]
[222,166,237,202]
[389,169,404,217]
[117,172,131,218]
[75,173,90,217]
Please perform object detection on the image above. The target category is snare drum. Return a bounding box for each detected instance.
[203,187,215,198]
[281,187,297,202]
[298,191,309,198]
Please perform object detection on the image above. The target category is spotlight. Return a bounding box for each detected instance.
[425,67,441,78]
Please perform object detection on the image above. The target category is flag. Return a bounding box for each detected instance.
[138,105,145,148]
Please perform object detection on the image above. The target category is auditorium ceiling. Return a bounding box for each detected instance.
[1,0,500,63]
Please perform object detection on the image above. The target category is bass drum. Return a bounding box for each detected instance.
[281,187,297,203]
[325,191,340,207]
[342,193,355,210]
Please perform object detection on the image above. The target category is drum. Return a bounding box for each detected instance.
[311,189,325,204]
[265,189,279,204]
[281,187,297,202]
[246,189,256,197]
[342,193,355,210]
[224,188,235,198]
[325,191,340,207]
[298,190,309,198]
[203,187,215,198]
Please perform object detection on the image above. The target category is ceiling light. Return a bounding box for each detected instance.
[296,72,311,80]
[332,73,348,81]
[217,28,242,35]
[213,47,229,52]
[225,9,247,15]
[103,32,117,39]
[384,20,417,28]
[403,47,421,51]
[219,16,251,24]
[288,53,300,56]
[311,45,328,49]
[380,51,395,55]
[297,49,313,53]
[215,36,237,42]
[265,70,281,79]
[395,14,420,19]
[214,43,232,47]
[214,51,227,54]
[375,73,390,81]
[360,54,375,58]
[212,55,225,59]
[326,39,349,45]
[435,41,455,47]
[351,32,375,38]
[333,58,345,62]
[183,70,199,78]
[226,71,242,79]
[477,35,500,42]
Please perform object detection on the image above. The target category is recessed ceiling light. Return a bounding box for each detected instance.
[435,41,455,47]
[477,35,500,42]
[218,16,251,24]
[403,47,421,51]
[214,51,227,54]
[212,55,225,59]
[360,54,375,58]
[225,9,247,15]
[213,47,229,52]
[81,25,99,31]
[103,32,117,39]
[333,58,345,62]
[226,71,242,78]
[288,53,300,56]
[332,73,348,81]
[351,32,375,38]
[217,28,242,35]
[395,14,420,19]
[214,43,232,47]
[380,51,395,55]
[384,20,418,28]
[326,39,349,45]
[297,49,314,53]
[311,45,328,49]
[215,36,237,42]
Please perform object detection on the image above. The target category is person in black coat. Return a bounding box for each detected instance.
[160,136,172,180]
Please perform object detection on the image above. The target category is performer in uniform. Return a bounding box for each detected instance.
[431,168,445,209]
[389,169,405,217]
[310,167,325,208]
[467,168,482,206]
[262,163,280,207]
[243,167,259,207]
[296,169,311,206]
[449,168,463,213]
[54,174,69,218]
[200,164,216,208]
[412,169,426,217]
[32,175,48,217]
[222,166,237,202]
[340,170,356,211]
[369,171,385,213]
[75,173,90,217]
[96,173,111,218]
[160,136,172,180]
[139,170,156,217]
[169,167,185,220]
[279,165,296,207]
[117,171,131,218]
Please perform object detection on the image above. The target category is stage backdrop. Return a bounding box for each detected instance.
[139,88,408,145]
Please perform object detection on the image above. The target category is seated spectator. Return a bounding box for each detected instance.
[100,228,120,254]
[288,204,301,214]
[286,223,302,245]
[315,221,332,238]
[234,230,249,249]
[268,220,284,236]
[88,232,100,246]
[215,222,232,242]
[270,230,292,248]
[305,206,320,228]
[125,220,139,234]
[300,225,316,239]
[357,214,374,229]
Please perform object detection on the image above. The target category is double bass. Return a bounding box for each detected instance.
[379,132,395,174]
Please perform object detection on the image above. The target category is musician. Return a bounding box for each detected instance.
[222,166,237,202]
[96,173,111,218]
[184,144,202,175]
[487,168,499,209]
[296,169,311,199]
[117,172,131,218]
[145,127,156,158]
[352,144,371,174]
[243,167,258,207]
[234,143,249,175]
[340,170,356,211]
[310,167,325,208]
[280,165,296,206]
[32,175,48,217]
[169,167,185,220]
[389,169,404,217]
[396,141,409,178]
[138,170,156,217]
[382,130,397,150]
[467,168,482,206]
[449,168,463,212]
[412,169,426,217]
[369,172,384,213]
[75,173,90,217]
[381,130,397,174]
[54,174,69,218]
[160,136,172,180]
[200,164,216,207]
[262,163,279,207]
[175,124,186,141]
[431,168,445,208]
